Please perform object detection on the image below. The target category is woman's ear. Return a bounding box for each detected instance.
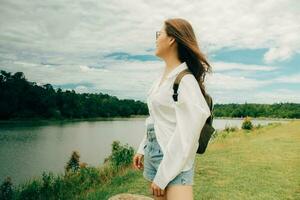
[168,37,176,47]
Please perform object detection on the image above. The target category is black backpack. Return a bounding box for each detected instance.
[172,68,215,154]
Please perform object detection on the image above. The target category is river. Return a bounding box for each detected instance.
[0,117,290,185]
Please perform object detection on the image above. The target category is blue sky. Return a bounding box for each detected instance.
[0,0,299,103]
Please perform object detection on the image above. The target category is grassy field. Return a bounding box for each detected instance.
[82,120,300,200]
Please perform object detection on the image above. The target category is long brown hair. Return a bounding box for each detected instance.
[164,18,212,95]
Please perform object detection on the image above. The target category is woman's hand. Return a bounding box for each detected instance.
[151,182,165,197]
[133,153,144,170]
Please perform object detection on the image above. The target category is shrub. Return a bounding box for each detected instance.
[41,171,54,199]
[110,141,135,168]
[65,150,80,173]
[221,131,230,139]
[224,125,238,132]
[1,142,137,199]
[52,175,65,199]
[78,167,101,189]
[242,116,253,130]
[79,162,88,169]
[0,176,13,200]
[17,179,41,200]
[254,123,262,129]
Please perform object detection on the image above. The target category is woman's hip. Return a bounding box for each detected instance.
[144,123,163,159]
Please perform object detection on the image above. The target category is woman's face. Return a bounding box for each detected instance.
[155,26,170,58]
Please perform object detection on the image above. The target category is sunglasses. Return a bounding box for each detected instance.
[156,31,163,40]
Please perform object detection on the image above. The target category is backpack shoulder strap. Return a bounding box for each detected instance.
[172,69,192,102]
[172,69,214,124]
[204,93,214,124]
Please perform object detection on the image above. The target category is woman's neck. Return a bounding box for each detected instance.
[163,54,182,75]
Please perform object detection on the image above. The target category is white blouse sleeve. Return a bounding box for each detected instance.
[152,74,211,189]
[137,134,147,155]
[136,116,151,155]
[137,77,158,155]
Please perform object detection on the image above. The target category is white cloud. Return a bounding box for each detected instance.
[250,89,300,103]
[2,57,298,103]
[79,65,109,73]
[0,0,299,103]
[206,72,272,91]
[263,26,300,63]
[0,59,164,101]
[74,85,89,93]
[264,47,291,63]
[212,61,277,72]
[211,89,300,104]
[1,0,299,58]
[273,73,300,83]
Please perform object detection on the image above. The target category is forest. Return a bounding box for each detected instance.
[0,70,299,120]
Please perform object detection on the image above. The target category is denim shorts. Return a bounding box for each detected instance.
[143,123,195,187]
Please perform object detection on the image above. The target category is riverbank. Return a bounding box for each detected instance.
[0,115,298,126]
[83,120,300,199]
[0,115,148,125]
[2,120,299,199]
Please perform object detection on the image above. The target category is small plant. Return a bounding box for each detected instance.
[221,131,230,139]
[78,167,101,188]
[79,162,88,169]
[211,130,219,139]
[230,126,238,132]
[18,179,41,200]
[110,141,135,168]
[65,150,80,173]
[0,176,13,200]
[242,116,253,130]
[224,125,238,132]
[255,123,262,129]
[267,122,281,127]
[41,171,54,198]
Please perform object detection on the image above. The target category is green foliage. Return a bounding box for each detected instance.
[210,125,239,141]
[242,116,253,130]
[40,171,55,199]
[0,70,148,120]
[1,70,300,121]
[13,166,102,200]
[0,139,136,200]
[17,179,41,200]
[224,125,238,132]
[65,151,80,173]
[213,102,300,119]
[254,123,262,129]
[110,141,135,168]
[0,176,13,200]
[77,167,102,189]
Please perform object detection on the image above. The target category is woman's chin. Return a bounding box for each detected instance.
[155,50,160,57]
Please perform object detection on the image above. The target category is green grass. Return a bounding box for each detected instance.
[3,121,299,200]
[81,121,300,200]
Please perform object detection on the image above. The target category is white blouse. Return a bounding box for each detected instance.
[137,61,211,190]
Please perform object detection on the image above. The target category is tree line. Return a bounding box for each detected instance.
[214,102,299,118]
[0,70,299,120]
[0,70,148,120]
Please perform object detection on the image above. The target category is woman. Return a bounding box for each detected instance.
[133,18,212,200]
